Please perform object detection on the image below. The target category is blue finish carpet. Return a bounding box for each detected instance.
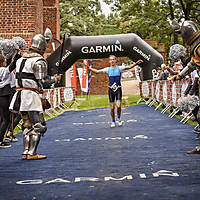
[1,104,200,200]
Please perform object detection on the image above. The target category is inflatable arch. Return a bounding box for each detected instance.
[47,33,164,80]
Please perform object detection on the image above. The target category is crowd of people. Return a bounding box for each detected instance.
[154,59,188,81]
[0,31,61,160]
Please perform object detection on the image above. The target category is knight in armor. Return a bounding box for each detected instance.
[9,32,60,160]
[171,20,200,154]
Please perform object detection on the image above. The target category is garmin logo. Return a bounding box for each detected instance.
[133,46,151,61]
[16,170,179,185]
[56,50,72,66]
[81,44,124,54]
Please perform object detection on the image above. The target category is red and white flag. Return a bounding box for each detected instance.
[82,59,88,90]
[77,59,89,93]
[65,64,77,91]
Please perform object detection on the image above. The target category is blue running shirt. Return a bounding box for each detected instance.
[102,66,125,87]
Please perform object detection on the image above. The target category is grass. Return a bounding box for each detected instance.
[11,95,198,136]
[12,94,143,135]
[74,94,143,110]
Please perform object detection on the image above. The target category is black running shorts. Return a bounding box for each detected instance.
[108,87,122,104]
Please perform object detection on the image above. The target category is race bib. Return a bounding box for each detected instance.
[109,82,120,92]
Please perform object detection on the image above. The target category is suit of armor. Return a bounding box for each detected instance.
[9,33,54,160]
[172,20,200,154]
[171,20,200,77]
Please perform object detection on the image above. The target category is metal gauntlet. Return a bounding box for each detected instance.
[179,66,194,78]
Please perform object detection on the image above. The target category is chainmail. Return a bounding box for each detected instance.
[0,37,27,59]
[177,95,199,113]
[0,39,17,59]
[12,36,27,50]
[169,44,186,62]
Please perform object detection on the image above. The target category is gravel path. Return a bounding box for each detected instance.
[121,79,140,95]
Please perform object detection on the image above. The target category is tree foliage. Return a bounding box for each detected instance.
[103,0,200,52]
[59,0,123,38]
[59,0,102,37]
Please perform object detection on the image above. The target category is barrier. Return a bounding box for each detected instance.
[43,87,76,117]
[138,80,194,123]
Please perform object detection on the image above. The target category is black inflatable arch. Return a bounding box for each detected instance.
[47,33,164,80]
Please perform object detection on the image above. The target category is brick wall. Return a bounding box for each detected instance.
[0,0,60,51]
[43,0,60,41]
[74,57,133,95]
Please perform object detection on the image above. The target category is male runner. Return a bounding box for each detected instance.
[88,55,143,127]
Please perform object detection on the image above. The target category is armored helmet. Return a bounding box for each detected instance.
[31,34,47,51]
[172,20,200,45]
[180,21,199,45]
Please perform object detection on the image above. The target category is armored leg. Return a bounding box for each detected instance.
[20,112,33,159]
[26,111,47,160]
[23,131,31,155]
[28,134,40,156]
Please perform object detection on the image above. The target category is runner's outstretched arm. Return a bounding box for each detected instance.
[125,59,143,70]
[88,66,104,74]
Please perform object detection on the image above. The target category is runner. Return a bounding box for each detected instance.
[88,55,143,128]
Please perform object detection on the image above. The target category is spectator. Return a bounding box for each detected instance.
[154,64,169,81]
[0,50,21,148]
[153,67,162,81]
[177,70,200,138]
[166,63,179,80]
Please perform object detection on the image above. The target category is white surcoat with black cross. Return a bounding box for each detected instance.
[9,54,47,112]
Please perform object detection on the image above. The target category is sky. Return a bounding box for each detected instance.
[99,0,111,17]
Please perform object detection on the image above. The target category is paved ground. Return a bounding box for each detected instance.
[1,105,200,200]
[121,79,140,95]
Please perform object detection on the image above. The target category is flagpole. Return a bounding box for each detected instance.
[87,59,92,97]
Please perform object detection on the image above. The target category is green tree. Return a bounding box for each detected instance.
[100,13,122,35]
[103,0,200,52]
[59,0,102,37]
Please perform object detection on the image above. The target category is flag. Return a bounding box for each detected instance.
[65,64,77,91]
[71,64,77,91]
[82,59,88,90]
[77,60,89,93]
[87,60,92,95]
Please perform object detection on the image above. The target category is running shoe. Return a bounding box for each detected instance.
[117,120,123,127]
[186,146,200,154]
[0,142,11,148]
[110,122,116,128]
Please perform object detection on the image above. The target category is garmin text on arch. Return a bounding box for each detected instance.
[56,50,72,66]
[81,44,124,54]
[133,46,151,61]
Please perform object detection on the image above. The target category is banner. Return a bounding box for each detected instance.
[77,60,89,93]
[82,59,88,90]
[65,64,77,91]
[77,69,88,93]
